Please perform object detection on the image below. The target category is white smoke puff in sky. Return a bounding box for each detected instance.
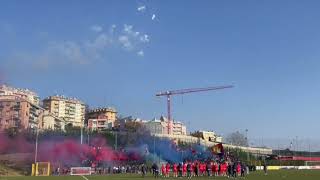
[137,5,146,12]
[151,14,156,20]
[118,35,132,50]
[137,50,144,57]
[140,34,150,43]
[110,24,116,33]
[124,24,133,33]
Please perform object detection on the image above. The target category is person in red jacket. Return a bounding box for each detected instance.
[182,163,187,177]
[202,162,206,176]
[215,162,220,176]
[198,163,202,176]
[219,162,224,176]
[191,162,196,177]
[161,164,166,177]
[222,162,227,176]
[166,163,171,177]
[212,162,217,176]
[236,163,241,176]
[173,163,178,177]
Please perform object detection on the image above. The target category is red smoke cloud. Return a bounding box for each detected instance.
[0,133,132,166]
[0,133,34,154]
[36,137,130,166]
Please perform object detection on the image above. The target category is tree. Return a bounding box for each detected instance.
[225,131,248,146]
[190,131,203,139]
[124,121,143,132]
[5,127,19,137]
[64,123,81,136]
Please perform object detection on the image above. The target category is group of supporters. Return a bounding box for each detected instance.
[149,161,248,178]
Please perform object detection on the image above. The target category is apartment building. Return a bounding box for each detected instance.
[41,110,65,131]
[43,96,85,127]
[0,95,43,131]
[87,107,117,131]
[144,116,187,135]
[0,85,40,105]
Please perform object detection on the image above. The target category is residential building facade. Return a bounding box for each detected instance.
[144,116,187,135]
[43,96,85,127]
[87,107,117,121]
[88,119,113,131]
[87,107,117,131]
[0,95,43,131]
[41,110,65,131]
[0,85,40,105]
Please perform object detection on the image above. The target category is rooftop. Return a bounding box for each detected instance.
[89,107,117,113]
[44,95,85,104]
[0,84,39,97]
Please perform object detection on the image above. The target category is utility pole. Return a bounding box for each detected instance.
[87,129,90,145]
[153,122,156,162]
[245,129,250,162]
[34,126,39,163]
[114,131,118,151]
[80,122,83,145]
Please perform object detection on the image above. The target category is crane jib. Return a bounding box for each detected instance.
[155,85,233,135]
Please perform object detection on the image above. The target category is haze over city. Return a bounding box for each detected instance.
[1,0,320,150]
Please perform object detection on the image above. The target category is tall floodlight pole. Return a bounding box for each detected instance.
[114,131,118,151]
[80,123,83,144]
[166,95,172,135]
[153,122,156,162]
[87,130,90,145]
[34,126,39,163]
[245,129,249,162]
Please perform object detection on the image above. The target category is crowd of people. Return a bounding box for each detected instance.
[149,160,249,178]
[53,159,254,178]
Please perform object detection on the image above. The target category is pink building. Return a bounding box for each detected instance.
[0,95,43,131]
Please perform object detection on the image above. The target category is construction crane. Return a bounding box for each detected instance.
[156,85,233,134]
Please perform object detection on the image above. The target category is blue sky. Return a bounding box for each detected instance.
[1,0,320,150]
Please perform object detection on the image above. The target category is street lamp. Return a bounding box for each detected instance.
[153,121,156,162]
[245,129,249,147]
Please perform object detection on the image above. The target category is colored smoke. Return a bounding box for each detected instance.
[141,137,215,163]
[37,137,122,166]
[0,129,215,167]
[0,133,128,166]
[114,126,216,163]
[0,132,34,154]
